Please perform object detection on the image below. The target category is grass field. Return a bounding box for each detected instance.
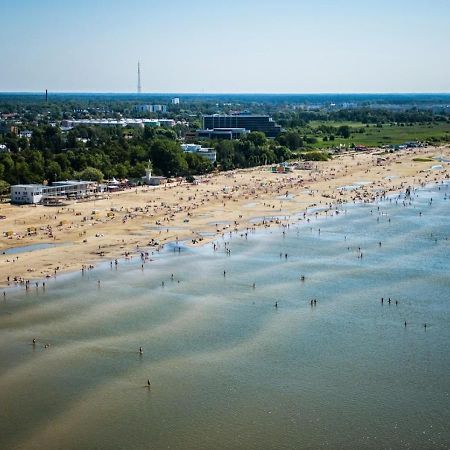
[304,122,450,149]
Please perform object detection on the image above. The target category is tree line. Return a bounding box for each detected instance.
[0,125,319,186]
[274,108,449,129]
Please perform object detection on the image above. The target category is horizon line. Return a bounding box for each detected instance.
[0,91,450,96]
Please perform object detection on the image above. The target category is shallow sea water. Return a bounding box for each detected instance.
[0,182,449,449]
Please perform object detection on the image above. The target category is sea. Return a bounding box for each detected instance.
[0,181,449,450]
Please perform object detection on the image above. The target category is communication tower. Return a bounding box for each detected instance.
[137,61,142,94]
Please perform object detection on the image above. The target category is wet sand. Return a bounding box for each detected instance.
[0,146,448,287]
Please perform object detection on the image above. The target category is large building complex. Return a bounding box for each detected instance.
[201,114,281,138]
[61,118,175,129]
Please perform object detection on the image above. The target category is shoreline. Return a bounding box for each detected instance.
[1,146,449,289]
[2,176,448,299]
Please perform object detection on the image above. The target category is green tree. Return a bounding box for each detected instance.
[114,163,129,179]
[0,179,9,196]
[46,161,62,182]
[149,139,188,177]
[338,125,351,138]
[216,140,235,170]
[76,166,104,182]
[0,153,14,184]
[277,131,303,150]
[300,151,329,161]
[129,162,146,178]
[274,146,291,163]
[246,131,267,147]
[27,150,45,180]
[185,153,213,175]
[14,156,33,183]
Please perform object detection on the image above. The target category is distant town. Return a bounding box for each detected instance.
[0,93,449,204]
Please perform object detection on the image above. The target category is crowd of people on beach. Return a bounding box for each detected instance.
[1,148,448,295]
[1,168,447,398]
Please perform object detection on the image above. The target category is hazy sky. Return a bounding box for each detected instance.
[1,0,449,93]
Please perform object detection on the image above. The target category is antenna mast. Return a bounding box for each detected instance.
[137,61,142,94]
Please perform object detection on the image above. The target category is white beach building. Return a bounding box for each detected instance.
[11,181,97,204]
[10,185,44,204]
[141,163,166,186]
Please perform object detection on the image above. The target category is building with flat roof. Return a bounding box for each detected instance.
[10,185,44,204]
[61,118,175,129]
[11,181,97,204]
[181,144,216,163]
[197,128,249,140]
[135,104,168,113]
[202,114,281,138]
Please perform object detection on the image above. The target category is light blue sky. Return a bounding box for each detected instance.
[1,0,449,93]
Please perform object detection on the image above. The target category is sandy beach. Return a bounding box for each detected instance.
[1,146,448,288]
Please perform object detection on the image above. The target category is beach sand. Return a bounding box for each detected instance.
[1,146,448,287]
